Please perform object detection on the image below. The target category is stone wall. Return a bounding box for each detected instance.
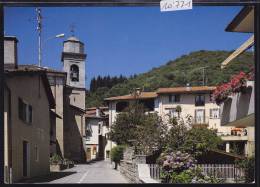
[119,160,140,183]
[119,147,152,183]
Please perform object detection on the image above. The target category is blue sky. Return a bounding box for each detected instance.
[4,6,251,88]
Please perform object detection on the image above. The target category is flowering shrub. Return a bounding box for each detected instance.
[157,151,222,183]
[212,71,253,104]
[158,151,196,173]
[157,151,196,183]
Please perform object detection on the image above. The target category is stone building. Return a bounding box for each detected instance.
[4,35,88,184]
[47,36,87,162]
[4,36,55,183]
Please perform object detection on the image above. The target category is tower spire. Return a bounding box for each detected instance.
[69,23,76,36]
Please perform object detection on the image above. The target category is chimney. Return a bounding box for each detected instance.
[4,36,18,68]
[186,83,191,91]
[135,88,141,96]
[96,108,101,117]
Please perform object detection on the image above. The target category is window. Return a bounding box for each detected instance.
[195,109,205,124]
[70,64,79,82]
[195,95,205,106]
[168,108,178,118]
[210,108,220,119]
[35,145,39,161]
[18,98,33,124]
[93,147,97,155]
[139,99,154,111]
[98,123,101,134]
[48,76,55,86]
[169,94,180,103]
[116,101,129,112]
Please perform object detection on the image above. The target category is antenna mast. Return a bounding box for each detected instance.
[36,8,42,67]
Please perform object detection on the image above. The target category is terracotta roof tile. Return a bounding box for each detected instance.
[104,92,157,101]
[157,86,216,94]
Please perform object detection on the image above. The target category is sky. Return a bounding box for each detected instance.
[4,6,252,88]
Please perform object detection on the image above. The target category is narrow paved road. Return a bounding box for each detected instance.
[47,160,128,183]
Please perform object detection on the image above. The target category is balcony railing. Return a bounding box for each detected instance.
[192,116,209,125]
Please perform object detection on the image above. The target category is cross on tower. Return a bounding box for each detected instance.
[70,23,76,36]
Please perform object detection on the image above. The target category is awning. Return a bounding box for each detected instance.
[225,113,254,127]
[221,35,254,69]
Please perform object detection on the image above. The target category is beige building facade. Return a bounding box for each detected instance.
[4,36,56,183]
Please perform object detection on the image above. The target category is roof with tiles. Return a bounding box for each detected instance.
[104,86,216,101]
[4,64,56,109]
[157,86,216,94]
[104,92,158,101]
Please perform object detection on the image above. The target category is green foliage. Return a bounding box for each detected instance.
[158,151,222,184]
[180,127,223,157]
[235,156,255,183]
[135,113,168,155]
[108,102,168,155]
[165,116,191,151]
[111,145,126,164]
[108,103,145,145]
[86,50,254,108]
[50,154,63,164]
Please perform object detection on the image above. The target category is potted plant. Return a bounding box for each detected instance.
[50,154,66,171]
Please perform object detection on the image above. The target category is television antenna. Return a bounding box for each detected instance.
[36,8,42,67]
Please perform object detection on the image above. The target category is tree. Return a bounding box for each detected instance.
[108,102,167,155]
[111,145,126,170]
[180,127,223,157]
[236,156,255,183]
[135,113,167,155]
[108,102,145,145]
[165,115,191,152]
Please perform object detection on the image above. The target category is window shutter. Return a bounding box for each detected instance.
[18,98,23,120]
[29,105,33,124]
[169,95,172,103]
[22,102,26,121]
[203,109,205,122]
[210,109,212,118]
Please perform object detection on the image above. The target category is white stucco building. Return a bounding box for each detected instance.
[104,86,234,159]
[85,107,109,161]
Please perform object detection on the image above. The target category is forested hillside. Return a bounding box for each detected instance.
[86,50,254,108]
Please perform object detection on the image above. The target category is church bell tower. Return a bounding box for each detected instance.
[61,36,86,88]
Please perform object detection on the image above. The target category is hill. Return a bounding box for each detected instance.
[86,50,254,107]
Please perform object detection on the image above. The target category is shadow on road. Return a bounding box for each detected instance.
[17,171,77,183]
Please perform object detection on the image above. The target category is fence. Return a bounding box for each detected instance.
[148,164,245,182]
[197,164,245,180]
[149,164,161,182]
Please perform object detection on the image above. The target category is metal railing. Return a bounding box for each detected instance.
[149,164,161,182]
[197,164,245,180]
[192,116,209,125]
[148,164,245,182]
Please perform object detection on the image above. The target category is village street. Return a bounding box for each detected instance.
[19,161,128,184]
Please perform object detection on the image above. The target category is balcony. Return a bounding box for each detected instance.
[191,116,209,127]
[219,128,248,142]
[220,81,254,125]
[221,135,248,141]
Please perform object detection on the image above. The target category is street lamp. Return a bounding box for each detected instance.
[45,33,65,42]
[39,33,65,67]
